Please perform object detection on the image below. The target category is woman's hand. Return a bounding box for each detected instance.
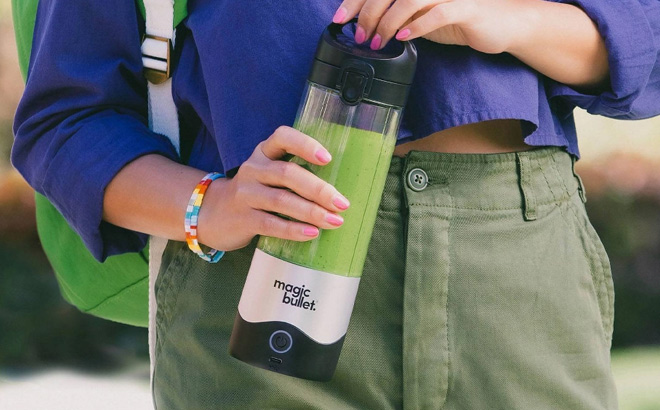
[333,0,525,54]
[104,127,350,254]
[197,126,350,251]
[332,0,610,90]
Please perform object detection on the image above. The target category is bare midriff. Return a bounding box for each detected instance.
[393,119,532,157]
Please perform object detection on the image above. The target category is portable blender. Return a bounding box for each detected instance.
[229,19,417,381]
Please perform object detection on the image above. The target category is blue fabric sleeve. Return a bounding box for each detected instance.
[546,0,660,119]
[11,0,179,261]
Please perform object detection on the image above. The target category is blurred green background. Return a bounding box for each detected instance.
[1,1,659,409]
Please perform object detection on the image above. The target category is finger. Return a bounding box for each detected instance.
[396,2,463,41]
[373,0,429,49]
[260,126,332,166]
[332,0,368,24]
[252,211,321,241]
[248,187,344,230]
[257,160,351,213]
[358,0,396,48]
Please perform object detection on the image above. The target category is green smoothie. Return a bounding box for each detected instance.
[258,119,396,278]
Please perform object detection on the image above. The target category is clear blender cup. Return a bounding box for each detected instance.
[229,19,417,381]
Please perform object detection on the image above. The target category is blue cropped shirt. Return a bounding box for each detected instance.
[12,0,660,261]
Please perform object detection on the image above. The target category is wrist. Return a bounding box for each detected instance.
[194,177,227,249]
[503,0,543,57]
[184,172,228,263]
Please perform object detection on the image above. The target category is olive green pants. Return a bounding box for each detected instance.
[154,147,617,409]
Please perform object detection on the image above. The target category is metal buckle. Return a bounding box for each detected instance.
[141,34,172,85]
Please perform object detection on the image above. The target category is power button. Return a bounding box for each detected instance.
[269,330,293,354]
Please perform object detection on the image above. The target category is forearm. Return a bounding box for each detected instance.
[102,154,208,242]
[507,0,610,90]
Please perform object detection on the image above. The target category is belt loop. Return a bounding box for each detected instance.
[571,155,587,203]
[516,152,537,221]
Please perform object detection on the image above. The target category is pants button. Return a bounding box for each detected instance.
[407,168,428,191]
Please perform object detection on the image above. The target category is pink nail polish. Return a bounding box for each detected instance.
[332,6,348,24]
[396,28,410,41]
[355,26,366,44]
[315,149,332,163]
[333,195,350,210]
[304,227,319,237]
[370,34,382,50]
[326,213,344,226]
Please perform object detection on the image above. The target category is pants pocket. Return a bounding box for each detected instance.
[154,240,193,348]
[567,195,615,347]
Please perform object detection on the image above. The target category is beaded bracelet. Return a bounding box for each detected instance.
[184,172,225,263]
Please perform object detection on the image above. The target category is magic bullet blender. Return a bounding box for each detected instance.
[229,19,417,381]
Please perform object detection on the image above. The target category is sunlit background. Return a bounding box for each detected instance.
[1,2,659,409]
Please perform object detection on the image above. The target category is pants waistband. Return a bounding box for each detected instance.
[382,147,584,219]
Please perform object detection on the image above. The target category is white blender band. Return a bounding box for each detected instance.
[238,249,361,345]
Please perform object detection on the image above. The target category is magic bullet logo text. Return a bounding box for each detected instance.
[273,280,317,311]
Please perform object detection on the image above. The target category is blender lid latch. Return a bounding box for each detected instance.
[337,60,374,106]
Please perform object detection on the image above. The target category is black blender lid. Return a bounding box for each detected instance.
[308,19,417,107]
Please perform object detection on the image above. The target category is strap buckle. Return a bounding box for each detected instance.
[141,34,172,84]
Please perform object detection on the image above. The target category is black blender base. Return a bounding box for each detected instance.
[228,313,345,382]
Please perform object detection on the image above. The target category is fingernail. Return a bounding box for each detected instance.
[355,25,366,44]
[332,6,348,24]
[395,28,410,41]
[333,195,350,210]
[315,149,332,163]
[370,33,382,50]
[304,227,320,237]
[325,213,344,226]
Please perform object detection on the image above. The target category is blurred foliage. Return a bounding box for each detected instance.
[0,121,13,174]
[0,173,148,370]
[583,183,660,346]
[0,234,149,369]
[576,151,660,348]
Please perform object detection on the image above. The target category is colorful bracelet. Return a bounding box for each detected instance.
[184,172,225,263]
